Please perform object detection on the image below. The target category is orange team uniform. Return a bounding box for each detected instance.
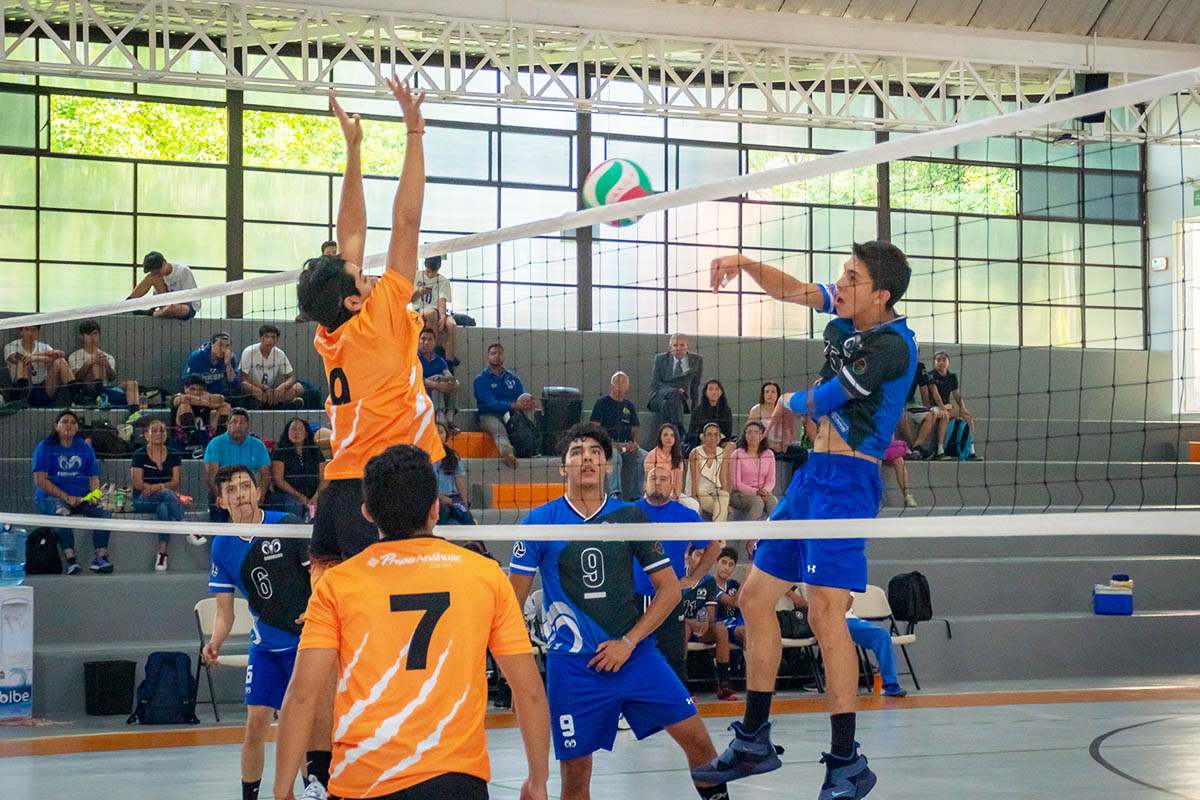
[314,270,445,480]
[300,537,532,798]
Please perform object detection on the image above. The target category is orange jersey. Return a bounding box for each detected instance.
[314,271,444,479]
[300,538,532,798]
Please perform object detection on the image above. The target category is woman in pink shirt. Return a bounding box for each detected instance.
[644,423,701,513]
[728,421,778,520]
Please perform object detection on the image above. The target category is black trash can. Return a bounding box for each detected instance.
[541,387,583,456]
[84,660,136,716]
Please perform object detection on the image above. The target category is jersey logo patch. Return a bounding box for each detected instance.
[513,541,527,558]
[852,358,867,375]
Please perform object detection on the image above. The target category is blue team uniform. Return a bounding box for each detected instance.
[716,577,743,632]
[510,496,698,759]
[208,511,310,709]
[756,283,917,592]
[632,498,709,596]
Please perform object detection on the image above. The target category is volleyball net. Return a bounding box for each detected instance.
[2,66,1200,544]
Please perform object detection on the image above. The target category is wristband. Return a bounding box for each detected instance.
[621,635,635,648]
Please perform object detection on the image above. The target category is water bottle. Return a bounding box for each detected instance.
[0,525,27,587]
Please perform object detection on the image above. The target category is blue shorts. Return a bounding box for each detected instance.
[721,615,744,633]
[181,304,198,320]
[546,643,696,760]
[754,452,881,592]
[245,646,296,710]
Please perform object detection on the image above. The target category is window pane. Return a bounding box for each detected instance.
[50,96,227,163]
[137,51,225,102]
[1083,172,1140,222]
[959,303,1020,346]
[1,209,36,259]
[1021,168,1078,217]
[669,244,724,291]
[499,283,576,330]
[674,145,739,190]
[741,290,812,340]
[456,280,499,327]
[502,133,571,186]
[244,222,326,270]
[245,110,341,172]
[39,42,132,93]
[1023,305,1082,347]
[1083,223,1141,266]
[1085,266,1143,308]
[597,138,666,190]
[1084,142,1139,171]
[958,216,1018,260]
[956,101,1018,163]
[40,210,132,263]
[0,154,35,206]
[1085,308,1142,348]
[0,262,36,311]
[668,116,739,143]
[892,162,1015,215]
[741,203,808,251]
[423,184,498,232]
[1022,220,1080,263]
[890,212,955,258]
[40,157,133,212]
[593,287,664,333]
[243,56,328,110]
[668,201,739,247]
[897,300,956,345]
[191,268,229,319]
[741,89,810,148]
[500,188,575,229]
[0,90,35,148]
[138,164,226,216]
[811,95,876,150]
[594,241,663,288]
[1022,264,1081,305]
[138,216,226,268]
[426,127,491,181]
[959,260,1017,303]
[38,265,134,310]
[667,289,741,337]
[501,106,577,130]
[1022,138,1079,168]
[905,258,956,302]
[243,276,300,321]
[0,38,36,85]
[812,208,876,251]
[245,171,329,223]
[499,237,575,284]
[427,239,497,281]
[748,151,875,206]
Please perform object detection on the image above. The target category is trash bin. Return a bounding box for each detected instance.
[84,660,136,716]
[541,387,583,456]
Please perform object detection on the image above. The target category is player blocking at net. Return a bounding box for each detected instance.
[693,243,914,800]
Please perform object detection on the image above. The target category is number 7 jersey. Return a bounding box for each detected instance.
[313,270,445,479]
[299,537,532,798]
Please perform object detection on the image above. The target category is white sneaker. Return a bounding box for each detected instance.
[299,779,328,800]
[154,553,168,572]
[187,534,208,546]
[904,494,918,508]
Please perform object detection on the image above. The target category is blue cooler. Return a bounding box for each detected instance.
[1093,585,1133,615]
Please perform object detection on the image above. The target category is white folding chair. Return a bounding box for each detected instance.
[776,595,823,692]
[850,584,921,690]
[193,596,254,721]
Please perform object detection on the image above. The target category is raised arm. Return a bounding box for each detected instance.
[384,74,426,282]
[711,253,829,308]
[329,92,366,270]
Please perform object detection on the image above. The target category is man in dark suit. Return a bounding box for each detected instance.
[647,333,703,429]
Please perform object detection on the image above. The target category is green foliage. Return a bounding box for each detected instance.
[243,110,407,176]
[891,160,1017,215]
[747,150,877,207]
[50,96,227,162]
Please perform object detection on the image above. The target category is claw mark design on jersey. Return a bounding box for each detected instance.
[338,632,369,694]
[334,643,409,740]
[366,682,471,795]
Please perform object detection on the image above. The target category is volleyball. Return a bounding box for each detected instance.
[581,158,654,226]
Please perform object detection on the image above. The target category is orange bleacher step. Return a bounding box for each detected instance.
[450,431,501,459]
[492,483,566,509]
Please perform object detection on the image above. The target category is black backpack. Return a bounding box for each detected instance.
[887,572,952,637]
[25,527,63,575]
[81,420,134,458]
[126,652,199,725]
[777,607,813,639]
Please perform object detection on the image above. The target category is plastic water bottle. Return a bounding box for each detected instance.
[0,525,27,587]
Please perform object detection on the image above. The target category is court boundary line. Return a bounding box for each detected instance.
[1088,717,1200,800]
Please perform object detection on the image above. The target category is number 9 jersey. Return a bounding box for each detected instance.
[313,270,445,480]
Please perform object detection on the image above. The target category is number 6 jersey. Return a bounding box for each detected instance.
[313,270,445,480]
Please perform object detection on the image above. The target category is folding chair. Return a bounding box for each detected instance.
[776,595,824,693]
[193,596,254,721]
[850,584,921,691]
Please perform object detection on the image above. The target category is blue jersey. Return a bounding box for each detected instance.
[812,283,918,460]
[715,577,741,622]
[631,498,708,595]
[682,574,719,620]
[209,511,310,651]
[511,497,671,655]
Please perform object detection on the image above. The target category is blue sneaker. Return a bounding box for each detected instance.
[883,684,907,698]
[818,745,876,800]
[690,721,784,784]
[90,555,113,574]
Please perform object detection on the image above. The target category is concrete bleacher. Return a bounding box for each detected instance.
[5,314,1200,714]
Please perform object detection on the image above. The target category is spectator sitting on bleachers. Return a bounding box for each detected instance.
[686,379,734,451]
[434,421,473,525]
[472,342,540,469]
[644,423,701,513]
[792,590,907,697]
[411,255,459,365]
[915,350,977,460]
[689,422,731,522]
[266,417,327,520]
[320,240,337,256]
[182,331,244,403]
[898,360,930,450]
[203,408,271,522]
[648,332,702,429]
[728,421,778,520]
[131,418,202,571]
[128,251,200,319]
[32,410,113,574]
[239,324,306,410]
[173,375,231,455]
[748,381,788,453]
[713,546,745,646]
[68,318,141,416]
[883,433,917,507]
[5,324,74,408]
[589,371,647,500]
[418,327,458,415]
[681,544,738,700]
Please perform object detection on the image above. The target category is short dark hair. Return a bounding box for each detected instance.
[78,319,100,336]
[852,241,910,310]
[320,240,337,252]
[210,331,230,345]
[215,464,254,490]
[558,421,612,464]
[229,407,250,422]
[719,546,738,563]
[487,342,504,353]
[363,445,439,540]
[419,327,437,339]
[258,324,280,338]
[185,375,207,387]
[297,255,357,331]
[424,255,442,271]
[142,251,165,273]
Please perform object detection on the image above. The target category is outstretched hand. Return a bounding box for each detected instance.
[384,71,426,131]
[710,253,747,293]
[328,91,362,147]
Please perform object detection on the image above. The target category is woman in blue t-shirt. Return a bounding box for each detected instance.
[32,410,114,574]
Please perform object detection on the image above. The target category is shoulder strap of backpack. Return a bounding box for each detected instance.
[127,653,164,724]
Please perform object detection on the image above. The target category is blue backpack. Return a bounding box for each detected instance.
[126,652,200,725]
[943,418,973,461]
